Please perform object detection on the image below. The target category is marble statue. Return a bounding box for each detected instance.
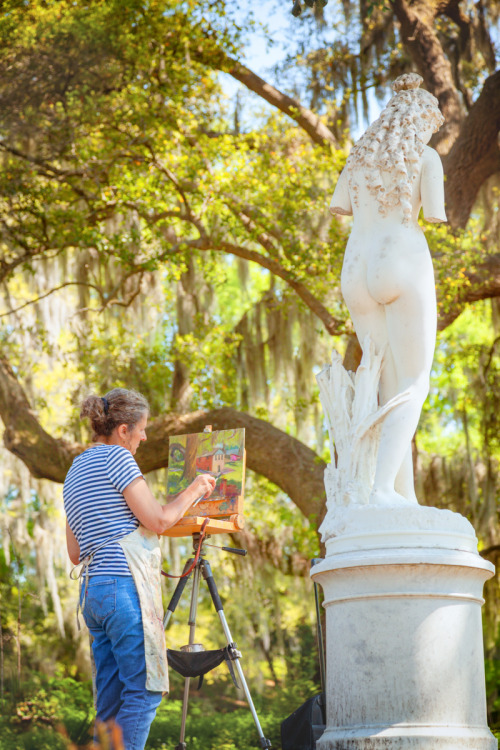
[312,76,496,750]
[320,73,447,516]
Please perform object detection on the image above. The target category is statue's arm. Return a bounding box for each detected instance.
[329,167,353,216]
[420,147,447,223]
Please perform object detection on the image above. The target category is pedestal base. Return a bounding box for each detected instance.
[312,519,496,750]
[318,724,496,749]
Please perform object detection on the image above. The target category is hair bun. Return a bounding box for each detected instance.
[392,73,423,93]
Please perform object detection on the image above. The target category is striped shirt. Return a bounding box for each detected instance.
[63,444,143,575]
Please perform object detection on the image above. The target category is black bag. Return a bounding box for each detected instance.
[167,645,240,689]
[280,693,326,750]
[281,563,327,749]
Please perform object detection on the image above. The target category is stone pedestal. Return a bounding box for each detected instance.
[311,507,496,750]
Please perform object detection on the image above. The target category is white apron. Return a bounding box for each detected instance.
[71,526,169,695]
[118,526,169,693]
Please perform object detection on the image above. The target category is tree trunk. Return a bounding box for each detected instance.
[180,433,199,484]
[443,70,500,228]
[391,0,464,155]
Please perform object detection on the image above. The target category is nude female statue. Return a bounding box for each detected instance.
[330,73,447,506]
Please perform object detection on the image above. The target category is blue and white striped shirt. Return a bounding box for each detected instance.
[63,444,143,575]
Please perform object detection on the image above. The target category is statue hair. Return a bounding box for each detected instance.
[346,73,444,225]
[80,388,149,440]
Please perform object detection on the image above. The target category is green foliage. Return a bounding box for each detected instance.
[0,725,68,750]
[0,0,349,442]
[0,669,323,750]
[486,657,500,733]
[421,304,495,453]
[0,674,93,749]
[419,301,500,469]
[146,698,282,749]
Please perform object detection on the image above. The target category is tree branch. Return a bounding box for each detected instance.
[141,219,345,336]
[143,408,326,522]
[215,240,344,335]
[192,44,338,149]
[226,61,337,148]
[437,252,500,330]
[0,357,79,481]
[0,358,326,523]
[0,282,103,318]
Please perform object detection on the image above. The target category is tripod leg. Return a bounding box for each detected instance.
[202,560,272,749]
[177,562,202,749]
[163,558,194,630]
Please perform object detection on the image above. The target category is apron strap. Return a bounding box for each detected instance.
[69,531,130,630]
[69,556,91,631]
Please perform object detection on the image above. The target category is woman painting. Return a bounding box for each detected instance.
[64,388,215,749]
[330,73,447,505]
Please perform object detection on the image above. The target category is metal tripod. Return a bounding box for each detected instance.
[163,533,272,750]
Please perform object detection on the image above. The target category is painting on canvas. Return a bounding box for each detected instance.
[167,428,245,519]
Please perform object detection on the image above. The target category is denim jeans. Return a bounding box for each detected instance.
[82,575,163,750]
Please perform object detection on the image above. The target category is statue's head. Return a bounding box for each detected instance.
[346,74,445,224]
[385,73,444,143]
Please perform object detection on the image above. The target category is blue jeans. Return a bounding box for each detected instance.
[82,575,163,750]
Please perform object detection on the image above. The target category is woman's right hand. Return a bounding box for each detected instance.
[190,474,216,503]
[124,472,218,535]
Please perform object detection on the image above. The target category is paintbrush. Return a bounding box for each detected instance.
[192,471,222,507]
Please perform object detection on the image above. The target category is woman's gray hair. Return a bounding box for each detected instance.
[80,388,149,440]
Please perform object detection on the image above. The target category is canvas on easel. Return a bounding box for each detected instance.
[162,428,246,537]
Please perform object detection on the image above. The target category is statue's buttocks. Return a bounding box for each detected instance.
[342,224,432,308]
